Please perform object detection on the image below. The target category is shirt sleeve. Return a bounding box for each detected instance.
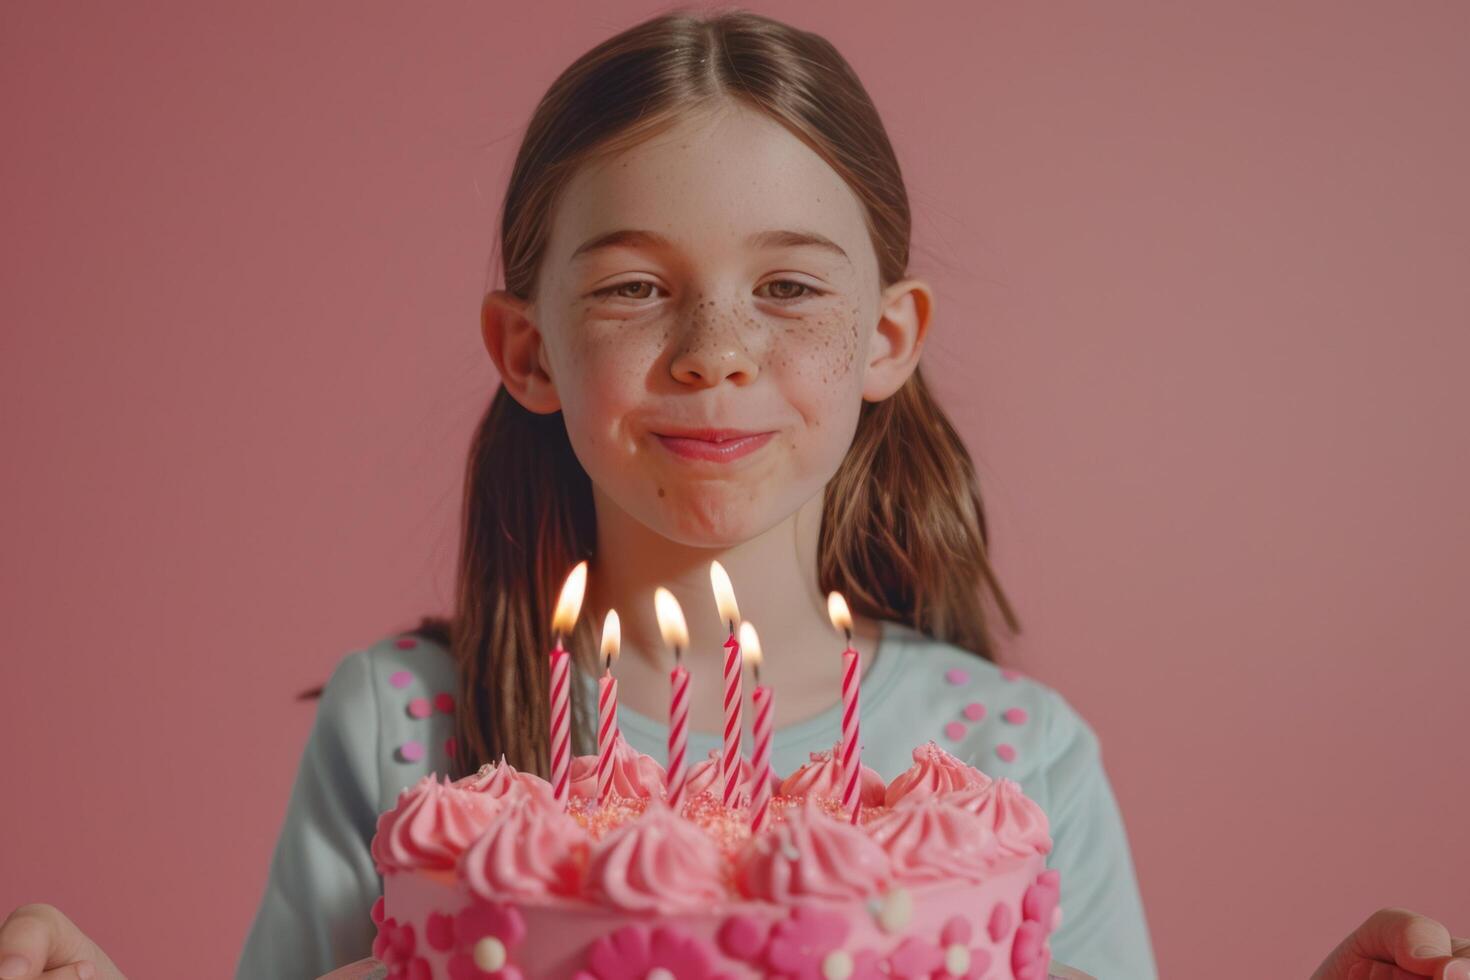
[1041,686,1159,980]
[235,650,383,980]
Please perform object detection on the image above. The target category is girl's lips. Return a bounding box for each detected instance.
[653,431,776,463]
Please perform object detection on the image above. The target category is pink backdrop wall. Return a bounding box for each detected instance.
[2,2,1466,977]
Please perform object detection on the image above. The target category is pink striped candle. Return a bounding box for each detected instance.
[710,561,743,808]
[548,562,588,809]
[654,587,691,810]
[828,591,862,824]
[595,609,621,806]
[741,622,773,832]
[549,641,571,804]
[668,661,690,808]
[721,631,743,807]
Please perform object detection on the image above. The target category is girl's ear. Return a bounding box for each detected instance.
[861,278,934,402]
[481,289,562,413]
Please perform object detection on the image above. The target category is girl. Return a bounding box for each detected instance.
[3,8,1464,980]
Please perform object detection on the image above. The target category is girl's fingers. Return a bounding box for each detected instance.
[0,906,88,979]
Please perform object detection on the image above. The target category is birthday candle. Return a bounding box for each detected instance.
[742,621,773,832]
[549,561,588,808]
[710,561,743,808]
[654,587,690,810]
[827,591,862,824]
[595,609,621,806]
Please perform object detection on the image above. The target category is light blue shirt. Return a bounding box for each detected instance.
[236,619,1157,979]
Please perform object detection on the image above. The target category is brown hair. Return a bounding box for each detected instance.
[308,6,1022,780]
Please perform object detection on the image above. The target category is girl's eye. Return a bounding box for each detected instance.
[592,281,663,301]
[759,279,824,302]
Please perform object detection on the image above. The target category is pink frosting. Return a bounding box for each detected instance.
[460,794,586,900]
[866,797,999,883]
[451,754,556,803]
[777,743,886,807]
[370,774,498,873]
[568,733,667,800]
[585,804,728,913]
[884,741,993,807]
[947,777,1053,857]
[684,748,777,801]
[736,798,890,903]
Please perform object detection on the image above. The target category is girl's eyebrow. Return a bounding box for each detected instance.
[570,228,850,266]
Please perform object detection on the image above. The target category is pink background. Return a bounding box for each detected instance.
[2,2,1466,978]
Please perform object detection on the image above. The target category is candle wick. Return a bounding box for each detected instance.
[843,628,852,643]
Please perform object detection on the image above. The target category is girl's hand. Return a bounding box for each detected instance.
[1310,907,1469,980]
[0,905,127,980]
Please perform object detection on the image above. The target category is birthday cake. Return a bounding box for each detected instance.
[368,736,1062,980]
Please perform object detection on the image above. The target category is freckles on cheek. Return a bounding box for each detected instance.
[771,299,864,386]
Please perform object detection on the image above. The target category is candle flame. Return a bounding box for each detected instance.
[739,621,762,670]
[600,609,620,668]
[826,591,852,634]
[552,561,589,636]
[709,560,740,628]
[654,587,688,650]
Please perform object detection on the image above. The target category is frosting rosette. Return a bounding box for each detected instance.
[947,777,1053,858]
[684,747,776,802]
[451,754,556,804]
[568,733,667,800]
[736,798,890,903]
[777,743,885,807]
[585,803,727,913]
[884,741,993,807]
[461,794,586,900]
[370,773,497,873]
[866,796,999,883]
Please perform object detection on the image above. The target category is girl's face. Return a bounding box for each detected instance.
[494,104,925,547]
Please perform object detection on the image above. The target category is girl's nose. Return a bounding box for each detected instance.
[668,317,759,388]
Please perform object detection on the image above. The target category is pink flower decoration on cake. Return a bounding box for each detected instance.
[884,935,945,978]
[763,906,850,979]
[574,924,733,980]
[371,916,429,979]
[1010,919,1049,980]
[446,900,526,980]
[933,916,994,979]
[987,900,1016,943]
[777,743,886,807]
[716,914,770,963]
[883,741,992,807]
[1023,868,1062,927]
